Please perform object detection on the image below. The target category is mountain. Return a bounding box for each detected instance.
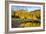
[30,10,41,20]
[12,9,41,20]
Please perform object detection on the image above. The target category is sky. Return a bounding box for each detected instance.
[11,6,41,12]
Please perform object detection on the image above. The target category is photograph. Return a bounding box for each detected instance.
[11,5,41,28]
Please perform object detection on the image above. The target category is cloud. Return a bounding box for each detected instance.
[11,6,41,11]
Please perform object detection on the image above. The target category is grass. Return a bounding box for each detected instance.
[17,21,40,28]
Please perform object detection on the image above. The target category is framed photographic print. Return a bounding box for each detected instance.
[5,1,45,33]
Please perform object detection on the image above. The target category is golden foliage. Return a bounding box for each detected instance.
[12,10,41,20]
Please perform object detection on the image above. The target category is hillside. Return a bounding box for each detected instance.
[12,10,41,20]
